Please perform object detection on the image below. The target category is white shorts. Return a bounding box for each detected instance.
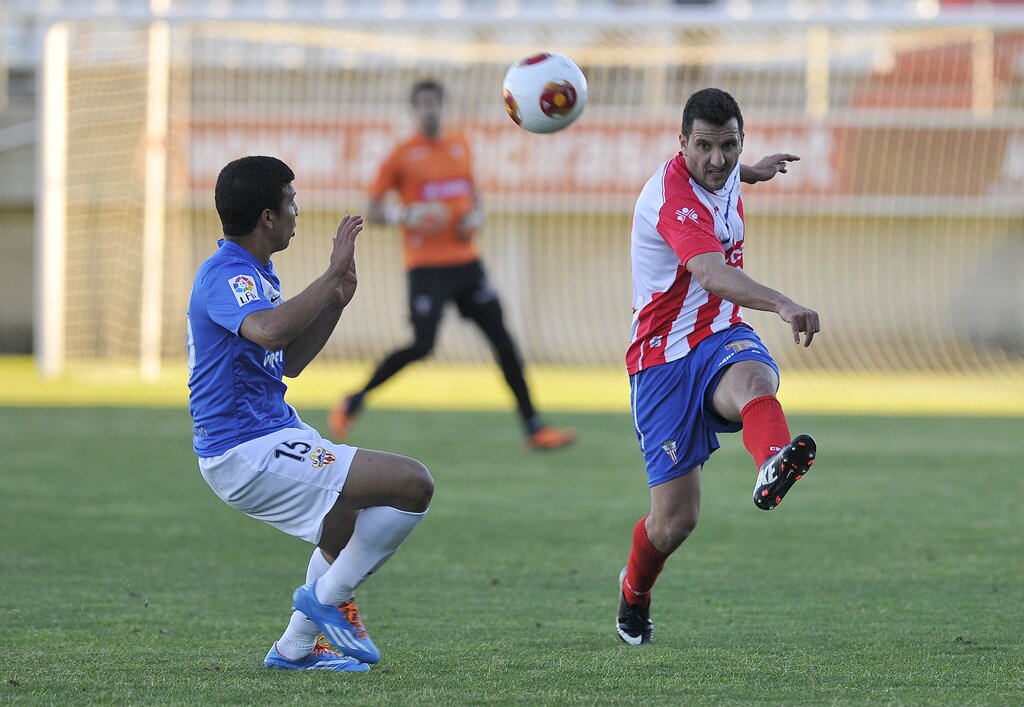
[198,423,358,544]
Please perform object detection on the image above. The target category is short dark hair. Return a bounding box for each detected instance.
[681,88,744,138]
[214,156,295,237]
[410,79,444,105]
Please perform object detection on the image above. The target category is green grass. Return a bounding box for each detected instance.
[2,406,1022,705]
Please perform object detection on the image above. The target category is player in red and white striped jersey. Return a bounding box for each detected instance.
[616,88,821,645]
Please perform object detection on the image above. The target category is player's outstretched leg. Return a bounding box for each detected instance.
[753,434,816,511]
[330,314,442,441]
[616,567,654,645]
[292,582,381,664]
[264,634,370,672]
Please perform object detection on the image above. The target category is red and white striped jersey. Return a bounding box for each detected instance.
[626,153,746,375]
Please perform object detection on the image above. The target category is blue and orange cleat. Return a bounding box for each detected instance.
[293,581,380,664]
[263,635,370,672]
[753,434,816,511]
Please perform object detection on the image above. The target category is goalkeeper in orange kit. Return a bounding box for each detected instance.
[329,79,575,451]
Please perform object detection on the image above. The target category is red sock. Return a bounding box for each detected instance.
[622,516,669,608]
[741,395,791,469]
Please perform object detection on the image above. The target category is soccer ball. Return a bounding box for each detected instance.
[503,52,588,134]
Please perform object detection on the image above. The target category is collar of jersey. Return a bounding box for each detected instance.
[217,238,268,269]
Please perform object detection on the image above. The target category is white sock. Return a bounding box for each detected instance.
[314,506,427,606]
[276,548,332,659]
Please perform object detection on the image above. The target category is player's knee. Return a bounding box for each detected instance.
[748,378,778,400]
[650,513,698,553]
[677,514,699,541]
[743,362,780,397]
[401,459,434,512]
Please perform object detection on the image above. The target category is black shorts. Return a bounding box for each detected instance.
[407,260,500,321]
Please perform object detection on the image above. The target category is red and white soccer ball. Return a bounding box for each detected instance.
[503,52,588,134]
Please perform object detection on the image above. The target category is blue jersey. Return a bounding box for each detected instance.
[187,239,300,457]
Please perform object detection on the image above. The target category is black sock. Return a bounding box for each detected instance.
[346,391,366,415]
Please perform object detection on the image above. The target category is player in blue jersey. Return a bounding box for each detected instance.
[188,156,434,671]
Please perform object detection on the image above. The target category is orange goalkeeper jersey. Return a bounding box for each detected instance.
[370,131,480,270]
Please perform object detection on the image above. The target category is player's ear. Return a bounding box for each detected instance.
[261,207,274,230]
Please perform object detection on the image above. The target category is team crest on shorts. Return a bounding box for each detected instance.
[661,440,679,464]
[310,447,337,469]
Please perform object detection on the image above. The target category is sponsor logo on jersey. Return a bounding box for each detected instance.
[649,335,663,348]
[263,349,283,368]
[420,178,472,201]
[228,274,259,306]
[311,447,337,469]
[661,439,679,464]
[676,207,699,224]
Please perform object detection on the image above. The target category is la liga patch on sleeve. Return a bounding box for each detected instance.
[228,274,260,306]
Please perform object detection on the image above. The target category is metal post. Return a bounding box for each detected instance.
[35,21,68,379]
[140,1,171,381]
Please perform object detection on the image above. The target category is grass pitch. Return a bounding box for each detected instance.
[2,406,1022,704]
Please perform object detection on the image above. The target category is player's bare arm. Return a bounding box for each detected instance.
[281,222,362,376]
[240,215,362,354]
[280,264,355,377]
[687,251,820,346]
[740,153,800,184]
[334,258,358,310]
